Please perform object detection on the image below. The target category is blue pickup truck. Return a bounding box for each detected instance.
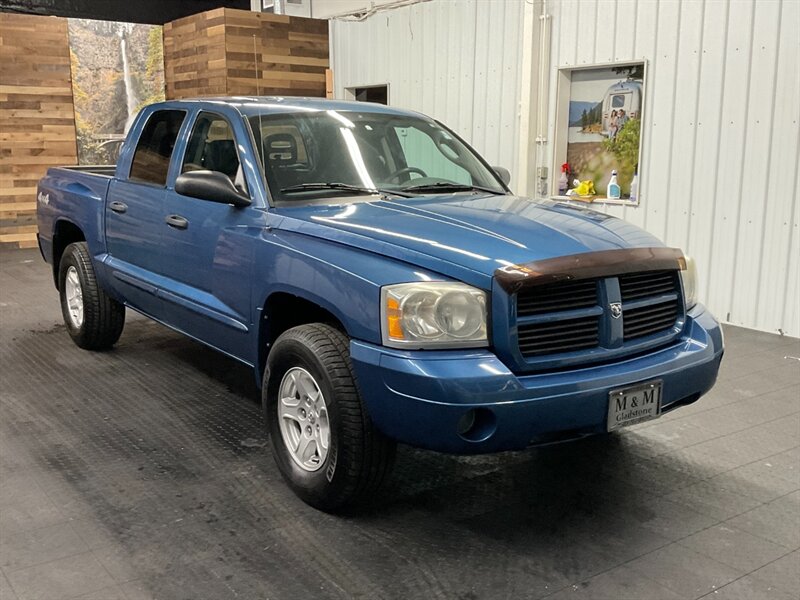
[36,97,723,510]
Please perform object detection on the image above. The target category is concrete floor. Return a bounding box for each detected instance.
[0,248,798,600]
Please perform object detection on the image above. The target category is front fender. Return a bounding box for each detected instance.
[250,228,454,364]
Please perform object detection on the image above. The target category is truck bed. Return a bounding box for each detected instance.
[58,165,117,177]
[36,165,117,267]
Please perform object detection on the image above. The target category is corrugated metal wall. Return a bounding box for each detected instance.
[329,0,799,336]
[547,0,799,336]
[329,0,525,189]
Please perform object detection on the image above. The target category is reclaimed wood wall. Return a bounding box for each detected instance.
[163,8,228,98]
[224,9,329,97]
[0,13,78,249]
[164,8,329,100]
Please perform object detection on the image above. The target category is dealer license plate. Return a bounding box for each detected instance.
[607,380,663,431]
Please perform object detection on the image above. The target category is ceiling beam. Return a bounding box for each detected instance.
[0,0,251,25]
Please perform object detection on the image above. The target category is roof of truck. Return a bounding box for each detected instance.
[154,96,423,118]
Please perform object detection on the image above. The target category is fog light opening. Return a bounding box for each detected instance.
[456,408,497,442]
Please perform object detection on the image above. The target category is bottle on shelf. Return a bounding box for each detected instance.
[607,170,621,199]
[629,169,638,202]
[558,163,570,196]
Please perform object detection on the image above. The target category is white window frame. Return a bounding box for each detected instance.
[552,60,648,206]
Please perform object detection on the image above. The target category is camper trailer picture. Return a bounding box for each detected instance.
[602,79,642,136]
[564,65,645,200]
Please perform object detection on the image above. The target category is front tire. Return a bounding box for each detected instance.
[58,242,125,350]
[264,323,395,512]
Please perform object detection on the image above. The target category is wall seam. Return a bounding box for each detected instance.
[778,7,800,332]
[702,0,731,306]
[752,0,784,327]
[684,0,706,251]
[642,0,660,233]
[660,0,682,242]
[725,0,759,325]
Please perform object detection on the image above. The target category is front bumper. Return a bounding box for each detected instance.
[350,304,724,454]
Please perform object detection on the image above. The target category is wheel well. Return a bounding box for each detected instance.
[52,221,85,289]
[258,292,346,378]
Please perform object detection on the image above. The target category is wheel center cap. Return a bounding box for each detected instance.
[308,413,316,424]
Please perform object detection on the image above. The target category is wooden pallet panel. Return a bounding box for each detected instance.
[0,13,77,249]
[163,8,228,99]
[163,8,329,100]
[225,9,328,97]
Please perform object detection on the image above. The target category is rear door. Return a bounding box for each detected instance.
[105,108,187,314]
[158,110,262,361]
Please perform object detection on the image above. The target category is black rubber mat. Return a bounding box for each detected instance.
[1,249,798,600]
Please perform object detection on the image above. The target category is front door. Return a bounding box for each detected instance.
[104,108,187,315]
[158,111,261,362]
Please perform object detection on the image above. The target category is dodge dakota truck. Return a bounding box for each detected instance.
[36,98,723,511]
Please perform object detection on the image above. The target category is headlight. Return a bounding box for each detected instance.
[381,282,488,348]
[680,254,698,310]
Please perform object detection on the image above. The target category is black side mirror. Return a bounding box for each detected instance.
[492,166,511,186]
[175,170,251,207]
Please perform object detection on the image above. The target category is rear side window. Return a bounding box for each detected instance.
[129,110,186,186]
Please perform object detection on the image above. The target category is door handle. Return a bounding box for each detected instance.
[109,201,128,214]
[165,214,189,230]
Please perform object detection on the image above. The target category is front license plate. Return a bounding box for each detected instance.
[607,380,663,431]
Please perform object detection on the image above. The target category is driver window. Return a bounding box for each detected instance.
[393,125,470,185]
[182,113,247,194]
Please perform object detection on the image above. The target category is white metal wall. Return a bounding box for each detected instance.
[329,0,799,336]
[545,0,799,336]
[309,0,402,18]
[329,0,525,190]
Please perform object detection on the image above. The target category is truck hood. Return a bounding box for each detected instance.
[274,194,664,284]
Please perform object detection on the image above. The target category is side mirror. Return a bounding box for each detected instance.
[175,170,251,207]
[492,166,511,186]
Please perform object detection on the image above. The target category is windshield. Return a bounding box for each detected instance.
[247,110,506,204]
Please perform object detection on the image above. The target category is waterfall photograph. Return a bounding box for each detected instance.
[67,18,165,164]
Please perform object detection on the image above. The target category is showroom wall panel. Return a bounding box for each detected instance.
[546,0,799,336]
[330,0,524,190]
[164,8,328,99]
[224,9,328,96]
[164,8,228,97]
[0,12,78,248]
[0,0,250,25]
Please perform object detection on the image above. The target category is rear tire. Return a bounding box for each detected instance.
[58,242,125,350]
[264,323,395,512]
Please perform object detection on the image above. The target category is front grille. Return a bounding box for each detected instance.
[619,271,681,341]
[622,300,679,340]
[619,270,677,300]
[517,279,597,316]
[517,316,600,356]
[513,269,682,361]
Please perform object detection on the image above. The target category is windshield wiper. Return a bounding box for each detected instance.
[401,182,504,195]
[280,182,410,198]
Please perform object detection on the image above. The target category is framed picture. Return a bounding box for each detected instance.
[552,61,646,204]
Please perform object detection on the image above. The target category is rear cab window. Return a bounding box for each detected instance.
[129,110,186,186]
